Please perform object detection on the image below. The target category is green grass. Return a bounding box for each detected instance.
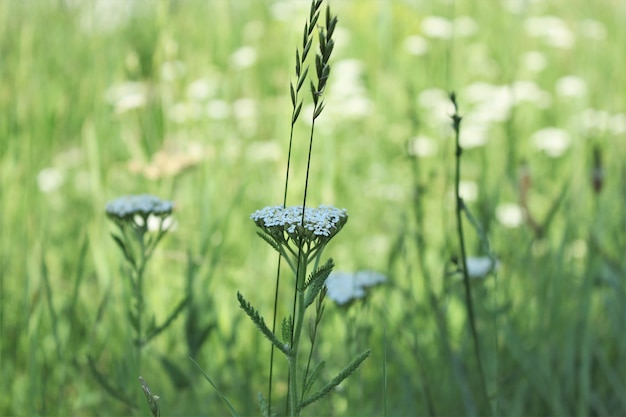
[1,0,625,415]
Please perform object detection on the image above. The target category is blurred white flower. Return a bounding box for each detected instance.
[71,0,136,34]
[530,127,571,157]
[512,81,552,108]
[230,46,257,69]
[206,100,231,120]
[421,16,453,39]
[555,76,587,98]
[37,168,65,193]
[525,16,575,49]
[403,35,429,56]
[408,135,438,157]
[465,256,499,278]
[521,51,547,72]
[105,81,147,114]
[496,203,524,228]
[459,181,479,202]
[459,122,490,148]
[418,88,455,126]
[325,270,387,306]
[233,98,257,120]
[270,0,308,22]
[464,83,515,120]
[580,108,610,133]
[168,102,202,124]
[325,59,372,120]
[186,78,216,102]
[147,214,177,232]
[233,98,258,136]
[580,19,607,40]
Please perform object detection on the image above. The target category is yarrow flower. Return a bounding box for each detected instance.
[250,205,348,252]
[106,194,175,234]
[325,270,387,306]
[458,256,499,279]
[106,194,174,220]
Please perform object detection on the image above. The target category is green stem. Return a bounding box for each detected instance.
[451,93,490,415]
[289,255,307,417]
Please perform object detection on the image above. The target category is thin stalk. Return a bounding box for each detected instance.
[450,93,490,415]
[289,253,308,416]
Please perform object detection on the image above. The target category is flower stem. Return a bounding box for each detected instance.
[289,258,307,417]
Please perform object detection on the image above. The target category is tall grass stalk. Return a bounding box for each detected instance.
[450,93,491,415]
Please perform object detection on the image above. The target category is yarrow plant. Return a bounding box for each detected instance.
[92,194,187,414]
[230,2,370,416]
[241,204,369,417]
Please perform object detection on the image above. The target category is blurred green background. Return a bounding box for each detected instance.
[1,0,625,415]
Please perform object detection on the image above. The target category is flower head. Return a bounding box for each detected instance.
[106,194,174,222]
[325,270,387,306]
[251,205,348,250]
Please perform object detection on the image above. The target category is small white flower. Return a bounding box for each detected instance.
[609,113,626,135]
[421,16,453,39]
[147,214,177,232]
[403,35,429,56]
[464,256,498,278]
[525,16,575,49]
[521,51,547,72]
[230,46,257,69]
[408,135,438,157]
[580,19,607,40]
[105,81,147,114]
[186,78,216,102]
[37,168,65,194]
[206,100,230,120]
[459,181,479,202]
[555,76,587,98]
[530,127,571,157]
[496,203,524,228]
[512,81,552,108]
[325,271,387,305]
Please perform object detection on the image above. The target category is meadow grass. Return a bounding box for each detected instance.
[1,0,625,415]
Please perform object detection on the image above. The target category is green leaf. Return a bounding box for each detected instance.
[313,102,325,119]
[110,233,136,268]
[159,355,189,389]
[256,231,281,254]
[304,258,334,308]
[303,361,326,397]
[300,349,371,411]
[297,67,309,92]
[290,82,296,106]
[145,296,190,344]
[292,102,303,124]
[237,292,289,355]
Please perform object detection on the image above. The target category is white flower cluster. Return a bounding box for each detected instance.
[106,194,174,219]
[325,271,387,306]
[250,205,347,238]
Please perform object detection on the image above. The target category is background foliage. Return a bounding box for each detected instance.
[1,0,625,415]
